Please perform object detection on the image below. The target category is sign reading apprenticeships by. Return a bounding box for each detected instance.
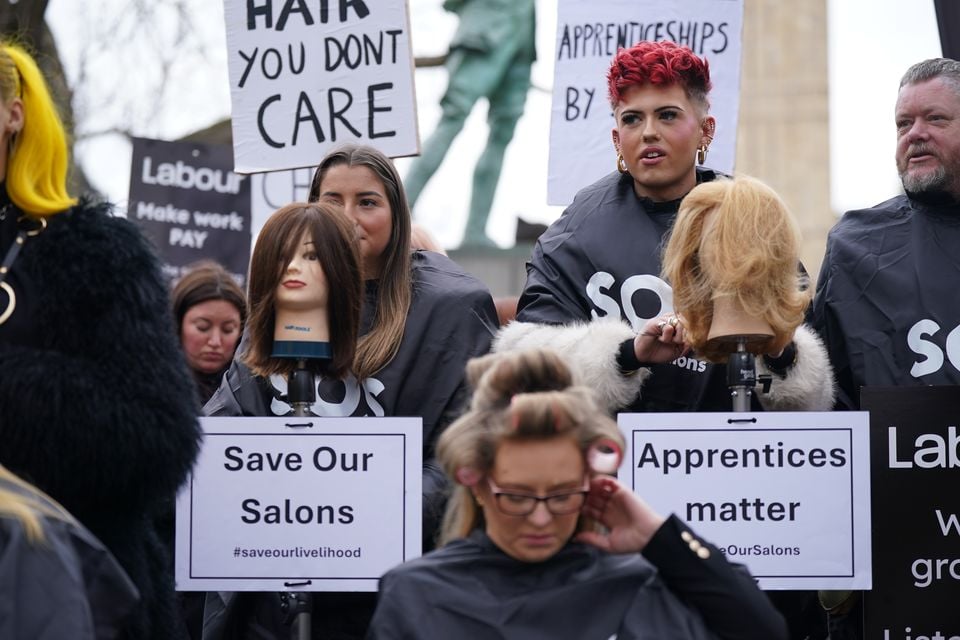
[861,387,960,639]
[548,0,744,205]
[223,0,419,173]
[176,416,422,591]
[129,137,251,285]
[619,411,871,590]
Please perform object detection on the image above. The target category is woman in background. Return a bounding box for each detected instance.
[172,260,246,405]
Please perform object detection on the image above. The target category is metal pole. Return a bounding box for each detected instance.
[727,340,757,412]
[285,359,314,640]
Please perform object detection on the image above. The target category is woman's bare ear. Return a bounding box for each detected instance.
[611,128,621,153]
[6,98,23,134]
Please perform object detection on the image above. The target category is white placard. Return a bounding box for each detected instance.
[223,0,419,173]
[249,168,318,252]
[176,416,422,591]
[548,0,744,205]
[618,411,871,590]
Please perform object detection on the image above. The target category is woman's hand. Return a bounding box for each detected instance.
[575,476,666,554]
[633,314,690,364]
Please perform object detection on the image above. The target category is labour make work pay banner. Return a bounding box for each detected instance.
[176,416,422,591]
[548,0,743,204]
[619,411,871,590]
[223,0,419,173]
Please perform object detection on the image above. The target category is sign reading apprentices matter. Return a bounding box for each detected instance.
[861,387,960,639]
[223,0,419,173]
[547,0,744,205]
[175,416,422,591]
[618,411,871,590]
[128,137,251,285]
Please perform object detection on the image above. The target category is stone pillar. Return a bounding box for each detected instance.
[735,0,834,282]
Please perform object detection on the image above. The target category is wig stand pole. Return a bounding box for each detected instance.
[727,340,756,412]
[726,339,772,412]
[281,359,314,640]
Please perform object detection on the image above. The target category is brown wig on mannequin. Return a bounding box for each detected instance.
[243,202,362,379]
[661,175,810,362]
[436,348,624,545]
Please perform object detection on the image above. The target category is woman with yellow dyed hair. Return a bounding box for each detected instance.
[0,42,202,640]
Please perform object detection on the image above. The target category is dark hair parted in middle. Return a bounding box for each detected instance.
[243,202,362,379]
[171,260,247,333]
[308,144,413,380]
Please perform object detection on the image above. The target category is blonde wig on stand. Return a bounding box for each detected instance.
[661,175,810,362]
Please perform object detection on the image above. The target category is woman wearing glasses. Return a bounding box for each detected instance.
[367,349,787,639]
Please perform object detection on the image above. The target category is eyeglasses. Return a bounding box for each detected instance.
[486,477,589,516]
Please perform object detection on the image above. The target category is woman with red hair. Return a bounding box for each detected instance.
[495,40,834,640]
[498,40,833,416]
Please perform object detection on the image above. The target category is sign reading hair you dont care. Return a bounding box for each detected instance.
[223,0,420,173]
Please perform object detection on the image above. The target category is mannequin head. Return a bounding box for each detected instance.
[243,202,362,378]
[661,175,810,361]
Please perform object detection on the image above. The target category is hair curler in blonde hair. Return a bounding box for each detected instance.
[435,348,624,546]
[661,175,811,362]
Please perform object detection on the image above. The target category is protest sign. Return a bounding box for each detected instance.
[176,416,422,591]
[223,0,419,173]
[129,137,251,285]
[249,167,318,249]
[548,0,744,204]
[619,410,871,589]
[862,387,960,639]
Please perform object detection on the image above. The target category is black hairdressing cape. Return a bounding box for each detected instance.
[368,515,787,640]
[812,194,960,409]
[517,168,748,412]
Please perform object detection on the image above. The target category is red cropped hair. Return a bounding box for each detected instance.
[607,40,712,110]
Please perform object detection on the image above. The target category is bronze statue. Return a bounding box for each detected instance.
[405,0,536,248]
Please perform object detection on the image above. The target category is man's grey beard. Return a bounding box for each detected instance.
[900,164,949,195]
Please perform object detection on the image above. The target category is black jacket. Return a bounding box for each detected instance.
[0,199,202,640]
[0,476,140,639]
[368,515,788,639]
[812,194,960,408]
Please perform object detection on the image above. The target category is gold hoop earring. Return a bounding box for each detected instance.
[616,153,628,174]
[697,145,708,166]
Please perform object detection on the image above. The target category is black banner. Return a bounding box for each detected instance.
[862,386,960,639]
[934,0,960,60]
[128,138,252,285]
